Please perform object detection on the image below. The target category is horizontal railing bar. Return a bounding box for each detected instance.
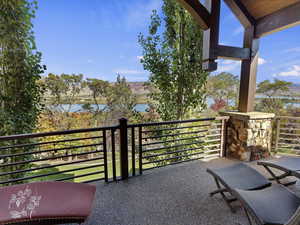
[0,150,104,168]
[0,143,103,159]
[278,143,300,148]
[144,156,206,171]
[277,116,300,120]
[0,164,104,185]
[279,133,300,137]
[281,124,300,128]
[204,143,221,148]
[0,136,103,151]
[0,157,104,177]
[280,128,300,132]
[0,126,118,141]
[128,117,228,128]
[143,151,210,165]
[142,124,213,134]
[205,133,221,138]
[143,140,205,153]
[56,171,103,182]
[143,146,207,159]
[204,139,221,143]
[142,135,206,146]
[279,138,300,142]
[143,129,209,140]
[83,177,105,183]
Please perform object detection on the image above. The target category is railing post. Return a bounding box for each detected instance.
[220,117,228,157]
[274,117,281,153]
[119,118,129,180]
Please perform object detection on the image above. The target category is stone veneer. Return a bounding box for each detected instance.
[221,112,275,161]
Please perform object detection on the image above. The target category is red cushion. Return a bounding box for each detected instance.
[0,182,96,224]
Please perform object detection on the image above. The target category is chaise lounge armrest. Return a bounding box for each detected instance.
[0,181,96,225]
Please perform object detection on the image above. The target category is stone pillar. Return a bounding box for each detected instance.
[221,112,275,161]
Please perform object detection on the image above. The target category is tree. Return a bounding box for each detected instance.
[84,78,110,126]
[206,72,239,111]
[138,0,208,121]
[106,75,139,124]
[0,0,45,136]
[0,0,45,184]
[256,79,292,114]
[42,73,85,130]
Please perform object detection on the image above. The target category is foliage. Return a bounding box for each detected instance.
[138,0,208,121]
[256,79,292,114]
[206,72,239,111]
[106,75,140,123]
[0,0,45,184]
[42,73,85,130]
[0,0,45,136]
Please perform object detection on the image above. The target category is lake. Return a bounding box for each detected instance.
[52,104,149,112]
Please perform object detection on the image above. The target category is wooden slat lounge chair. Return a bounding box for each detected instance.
[258,157,300,186]
[233,184,300,225]
[0,181,96,225]
[207,163,271,212]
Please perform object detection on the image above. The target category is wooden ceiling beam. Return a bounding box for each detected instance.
[223,0,256,28]
[255,2,300,38]
[217,45,250,60]
[177,0,211,30]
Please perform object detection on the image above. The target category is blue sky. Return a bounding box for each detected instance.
[33,0,300,84]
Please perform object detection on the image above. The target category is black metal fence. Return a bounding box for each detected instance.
[274,116,300,154]
[0,117,228,186]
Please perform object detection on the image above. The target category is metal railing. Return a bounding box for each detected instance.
[274,116,300,154]
[0,117,228,186]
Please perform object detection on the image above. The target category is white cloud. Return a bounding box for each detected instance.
[233,26,243,36]
[277,65,300,77]
[87,59,94,64]
[284,47,300,53]
[113,69,146,75]
[258,57,267,65]
[137,56,144,60]
[216,60,241,73]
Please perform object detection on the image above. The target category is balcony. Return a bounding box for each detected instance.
[0,116,300,225]
[84,158,299,225]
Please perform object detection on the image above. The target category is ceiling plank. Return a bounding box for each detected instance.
[223,0,256,28]
[177,0,211,30]
[255,2,300,38]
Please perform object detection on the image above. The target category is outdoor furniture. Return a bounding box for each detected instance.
[207,163,271,212]
[0,181,96,225]
[258,157,300,186]
[233,184,300,225]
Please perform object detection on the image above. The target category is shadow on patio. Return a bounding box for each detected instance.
[82,158,300,225]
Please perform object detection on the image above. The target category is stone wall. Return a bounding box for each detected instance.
[221,112,275,161]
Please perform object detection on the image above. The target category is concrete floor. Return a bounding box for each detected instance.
[79,158,300,225]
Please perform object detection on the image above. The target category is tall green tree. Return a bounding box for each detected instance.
[207,72,239,110]
[42,73,85,130]
[138,0,208,121]
[0,0,45,184]
[0,0,45,136]
[256,79,292,114]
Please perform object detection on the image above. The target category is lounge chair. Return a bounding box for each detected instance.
[233,184,300,225]
[0,181,96,225]
[207,163,271,212]
[258,157,300,186]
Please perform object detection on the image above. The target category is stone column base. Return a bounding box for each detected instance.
[220,112,275,161]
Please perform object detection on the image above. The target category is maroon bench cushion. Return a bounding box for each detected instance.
[0,182,96,225]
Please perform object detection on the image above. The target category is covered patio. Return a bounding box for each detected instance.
[84,158,300,225]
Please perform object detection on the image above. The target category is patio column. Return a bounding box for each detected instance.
[221,112,275,161]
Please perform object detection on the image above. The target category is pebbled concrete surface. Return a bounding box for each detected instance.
[74,158,300,225]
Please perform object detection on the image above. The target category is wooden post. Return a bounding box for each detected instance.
[202,0,220,71]
[119,118,129,180]
[238,26,260,112]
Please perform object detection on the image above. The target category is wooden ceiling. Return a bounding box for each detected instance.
[240,0,300,19]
